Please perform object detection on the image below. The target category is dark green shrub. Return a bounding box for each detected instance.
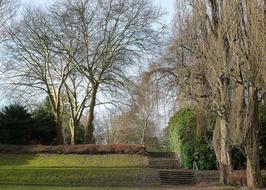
[0,102,56,145]
[167,104,266,170]
[32,98,57,145]
[260,104,266,168]
[167,108,216,170]
[0,104,36,144]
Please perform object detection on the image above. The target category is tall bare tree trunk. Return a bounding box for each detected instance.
[84,84,98,144]
[48,90,65,145]
[55,114,65,145]
[213,117,232,184]
[140,120,148,145]
[245,87,261,189]
[246,154,260,189]
[70,119,78,145]
[219,118,232,185]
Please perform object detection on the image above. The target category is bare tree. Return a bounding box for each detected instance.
[157,0,266,188]
[151,0,234,184]
[3,0,165,145]
[133,73,160,145]
[53,0,165,144]
[227,1,266,187]
[0,0,17,42]
[94,77,161,148]
[64,72,91,144]
[94,112,118,144]
[5,8,73,144]
[48,6,92,145]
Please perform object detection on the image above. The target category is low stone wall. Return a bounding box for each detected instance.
[0,144,146,154]
[198,170,248,185]
[198,170,220,184]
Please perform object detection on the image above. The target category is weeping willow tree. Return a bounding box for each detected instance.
[171,0,266,188]
[227,1,266,187]
[150,0,266,188]
[165,0,236,184]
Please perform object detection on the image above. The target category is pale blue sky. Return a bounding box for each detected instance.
[154,0,175,23]
[21,0,175,23]
[0,0,175,107]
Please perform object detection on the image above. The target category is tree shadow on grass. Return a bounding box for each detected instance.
[0,153,37,167]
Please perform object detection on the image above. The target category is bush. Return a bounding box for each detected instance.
[167,103,266,170]
[260,104,266,168]
[32,99,57,145]
[0,104,36,145]
[167,108,216,170]
[0,103,56,145]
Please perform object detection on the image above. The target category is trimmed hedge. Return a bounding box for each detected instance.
[0,144,145,155]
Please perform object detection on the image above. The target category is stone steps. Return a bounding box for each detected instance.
[198,171,219,184]
[147,152,197,186]
[159,170,197,186]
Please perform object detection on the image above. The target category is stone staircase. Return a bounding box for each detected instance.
[147,152,198,186]
[159,170,197,186]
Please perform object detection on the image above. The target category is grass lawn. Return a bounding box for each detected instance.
[0,167,157,186]
[0,154,238,189]
[0,186,180,190]
[0,154,158,187]
[0,186,154,190]
[0,154,149,168]
[0,185,238,190]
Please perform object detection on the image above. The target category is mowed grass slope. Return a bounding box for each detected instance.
[0,186,159,190]
[0,154,159,187]
[0,185,238,190]
[0,154,148,168]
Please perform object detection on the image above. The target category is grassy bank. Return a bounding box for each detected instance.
[0,167,158,186]
[0,153,245,189]
[0,185,238,190]
[0,186,156,190]
[0,154,158,187]
[0,154,149,168]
